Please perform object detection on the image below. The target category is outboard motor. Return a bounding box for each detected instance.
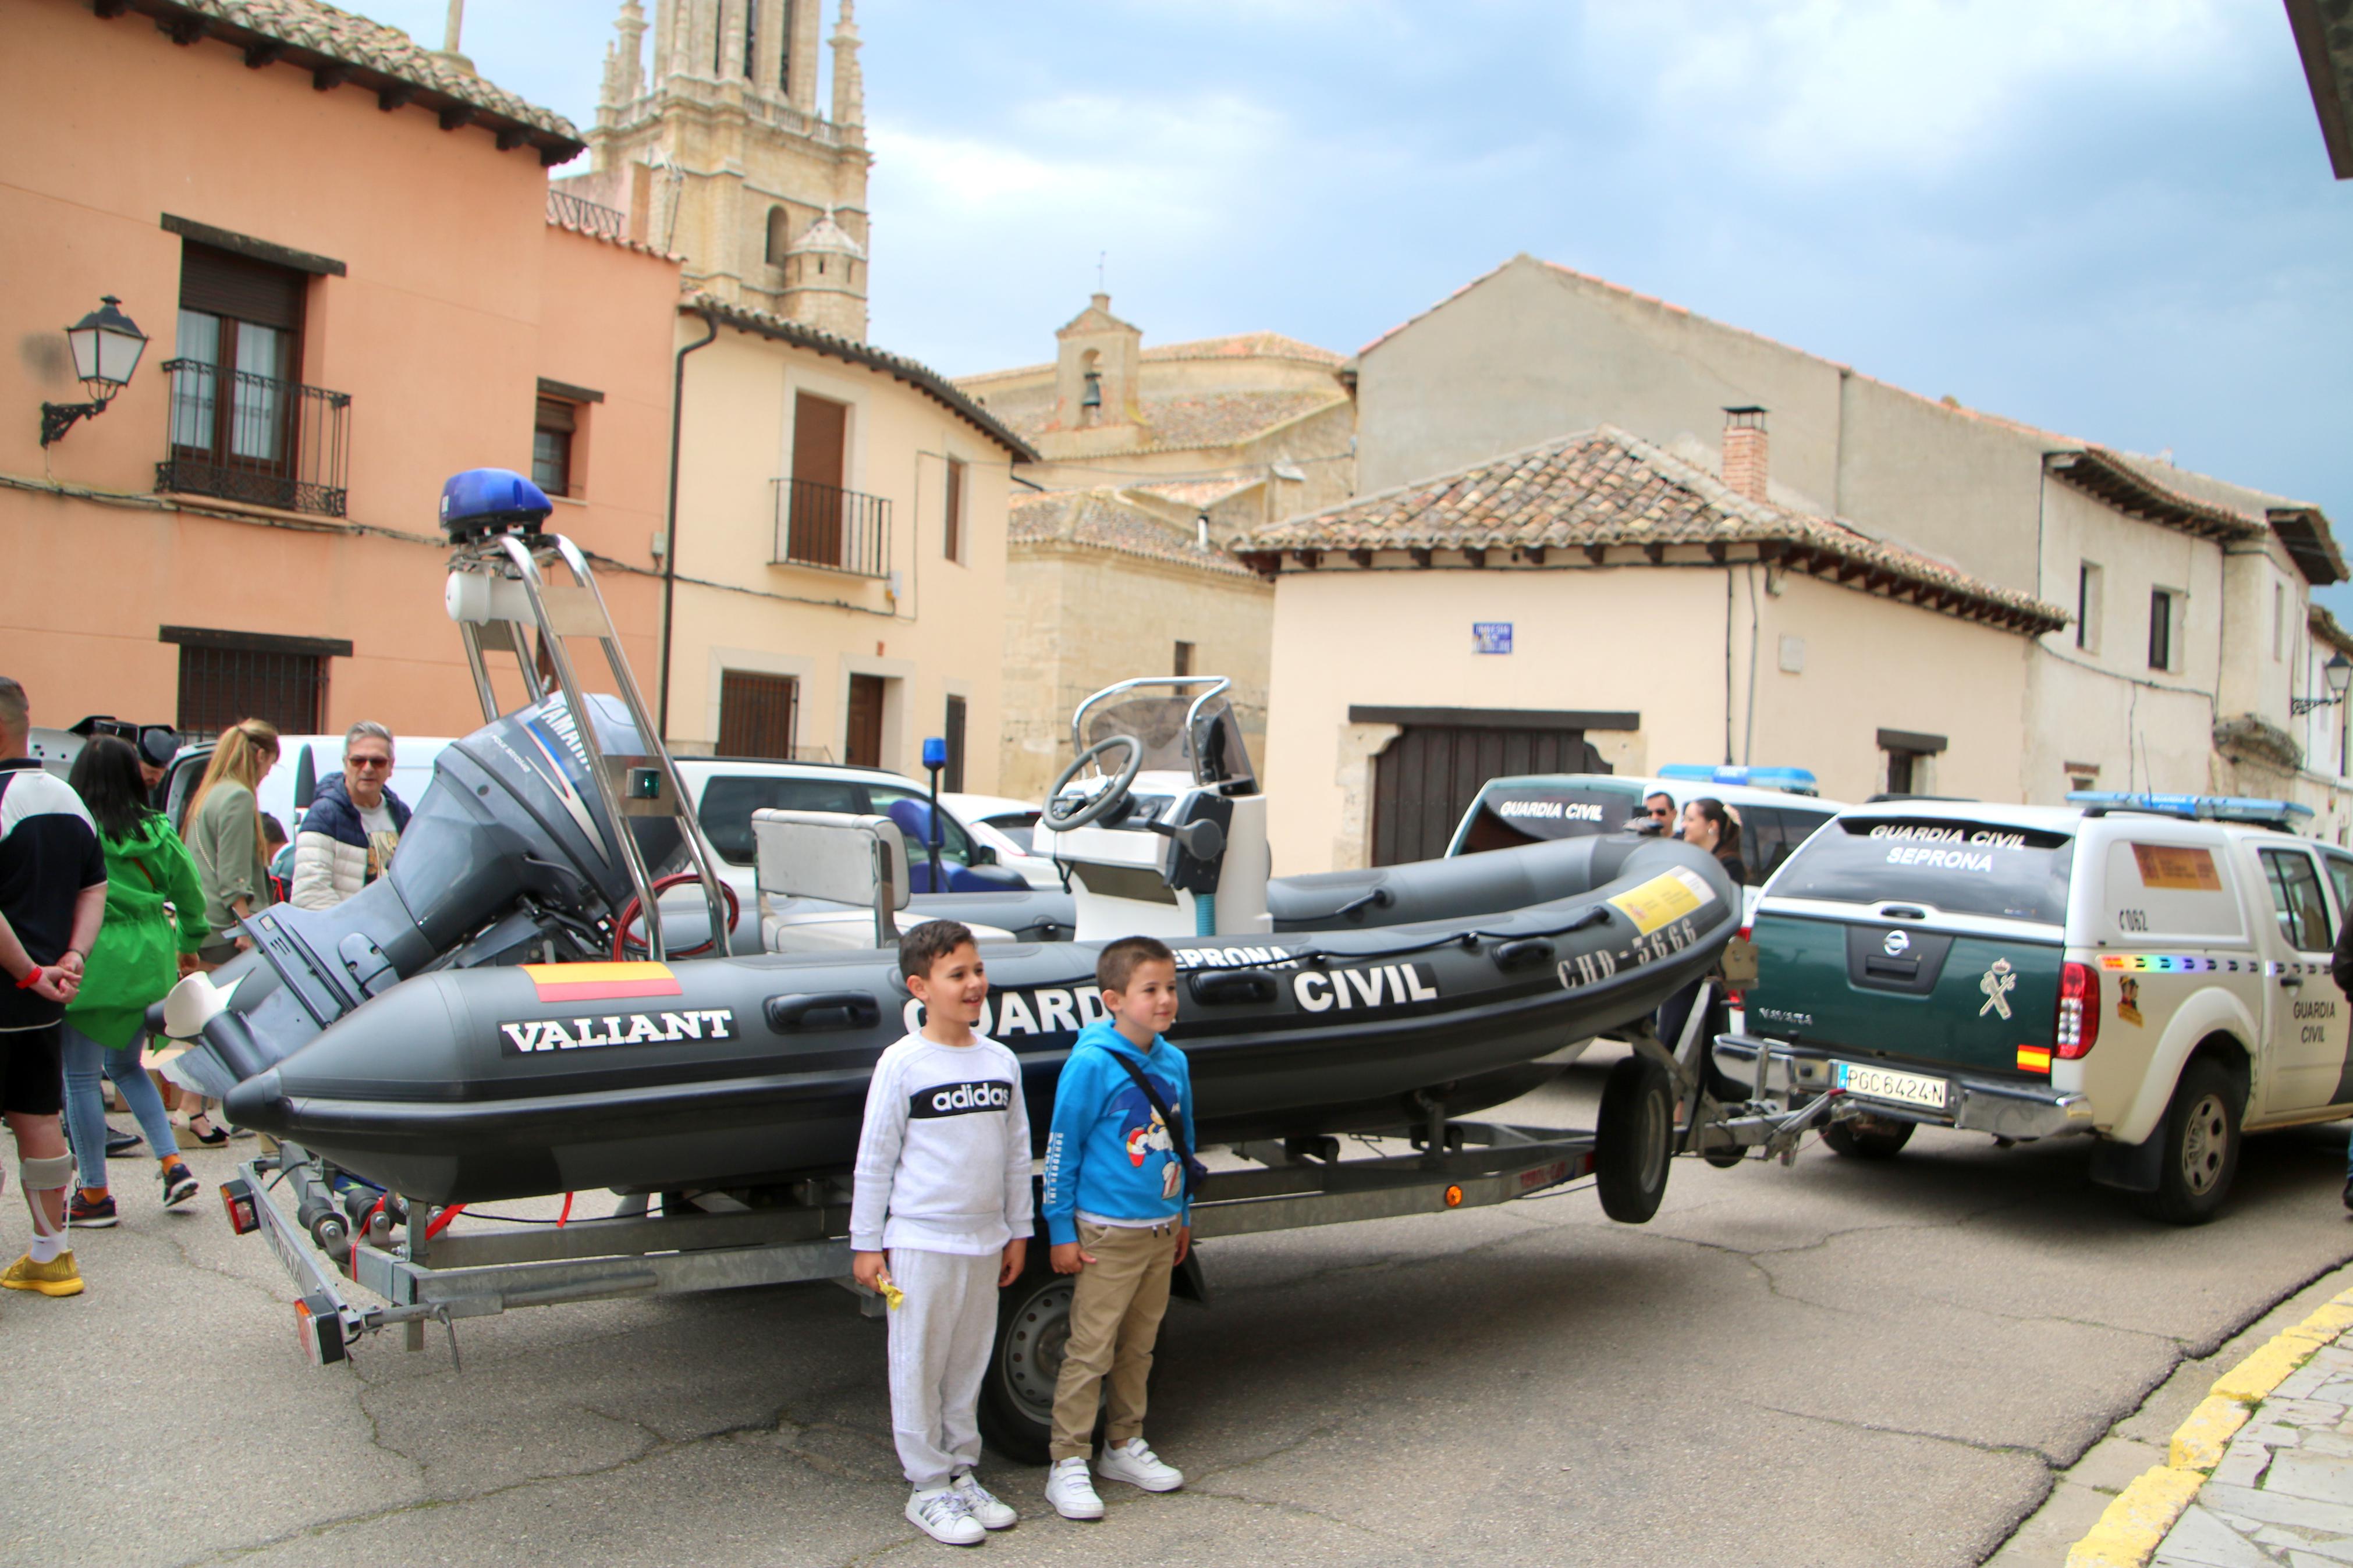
[160,468,731,1098]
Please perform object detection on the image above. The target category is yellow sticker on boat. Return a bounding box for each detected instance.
[1607,867,1717,936]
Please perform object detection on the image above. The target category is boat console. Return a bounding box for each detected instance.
[1034,677,1271,940]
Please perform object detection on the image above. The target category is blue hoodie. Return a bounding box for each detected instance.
[1041,1019,1195,1245]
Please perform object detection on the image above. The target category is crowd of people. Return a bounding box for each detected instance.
[0,678,407,1299]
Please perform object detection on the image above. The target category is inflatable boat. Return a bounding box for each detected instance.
[164,471,1738,1206]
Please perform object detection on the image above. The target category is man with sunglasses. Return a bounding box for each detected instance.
[289,723,410,910]
[1640,791,1676,835]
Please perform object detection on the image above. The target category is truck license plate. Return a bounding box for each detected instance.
[1832,1061,1949,1112]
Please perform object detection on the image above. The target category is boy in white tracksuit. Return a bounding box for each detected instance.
[852,920,1034,1546]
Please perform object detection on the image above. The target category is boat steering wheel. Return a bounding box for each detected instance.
[1043,735,1145,831]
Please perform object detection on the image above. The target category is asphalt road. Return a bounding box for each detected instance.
[16,1044,2353,1567]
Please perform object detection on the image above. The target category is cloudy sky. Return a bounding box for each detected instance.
[376,2,2353,609]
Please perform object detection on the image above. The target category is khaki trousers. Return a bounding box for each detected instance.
[1048,1219,1177,1462]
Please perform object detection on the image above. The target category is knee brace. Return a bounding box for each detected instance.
[22,1153,73,1238]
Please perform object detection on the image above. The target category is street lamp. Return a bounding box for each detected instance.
[40,296,148,447]
[2292,650,2353,716]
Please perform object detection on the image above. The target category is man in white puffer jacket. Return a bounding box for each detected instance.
[290,723,410,910]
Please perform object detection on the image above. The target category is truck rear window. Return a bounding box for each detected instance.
[1770,817,2075,924]
[1456,785,1645,854]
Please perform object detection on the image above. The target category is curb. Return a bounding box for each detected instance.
[2064,1288,2353,1568]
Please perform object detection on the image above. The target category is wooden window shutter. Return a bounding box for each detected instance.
[535,397,577,433]
[179,243,306,330]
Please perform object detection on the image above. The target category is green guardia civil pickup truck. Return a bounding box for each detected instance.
[1714,794,2353,1223]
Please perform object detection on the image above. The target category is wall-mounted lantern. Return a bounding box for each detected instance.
[2292,650,2353,716]
[40,296,149,447]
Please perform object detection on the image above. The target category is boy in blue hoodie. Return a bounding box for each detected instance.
[1039,934,1194,1521]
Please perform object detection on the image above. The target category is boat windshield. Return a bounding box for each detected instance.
[1082,691,1255,788]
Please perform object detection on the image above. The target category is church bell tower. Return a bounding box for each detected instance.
[561,0,872,340]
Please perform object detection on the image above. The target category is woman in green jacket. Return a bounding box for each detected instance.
[61,737,207,1223]
[179,715,278,1143]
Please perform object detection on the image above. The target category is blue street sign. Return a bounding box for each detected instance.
[1472,622,1513,655]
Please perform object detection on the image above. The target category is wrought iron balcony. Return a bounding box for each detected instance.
[156,359,351,518]
[548,188,627,242]
[773,477,890,578]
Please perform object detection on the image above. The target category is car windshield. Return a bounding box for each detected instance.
[985,813,1039,853]
[1771,815,2075,924]
[1456,783,1645,854]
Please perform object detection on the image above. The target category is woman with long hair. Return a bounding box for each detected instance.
[179,717,278,1143]
[1677,797,1748,886]
[61,737,206,1222]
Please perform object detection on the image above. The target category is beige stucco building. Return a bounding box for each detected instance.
[661,297,1034,786]
[1237,425,2064,873]
[559,0,871,340]
[1335,255,2352,844]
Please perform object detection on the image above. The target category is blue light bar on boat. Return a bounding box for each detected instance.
[1658,764,1820,797]
[2066,791,2315,825]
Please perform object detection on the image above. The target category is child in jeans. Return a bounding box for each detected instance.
[851,920,1032,1545]
[1039,935,1194,1520]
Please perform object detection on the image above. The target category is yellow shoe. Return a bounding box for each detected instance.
[1,1251,83,1296]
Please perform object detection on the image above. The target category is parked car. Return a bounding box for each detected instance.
[661,757,1034,951]
[164,734,452,843]
[1717,792,2353,1224]
[939,791,1062,890]
[1446,766,1851,919]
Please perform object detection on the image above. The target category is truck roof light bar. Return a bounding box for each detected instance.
[1658,764,1820,797]
[2066,791,2315,826]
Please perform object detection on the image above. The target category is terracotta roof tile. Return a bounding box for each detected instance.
[1237,426,2066,634]
[1010,490,1261,579]
[1142,332,1345,367]
[131,0,580,150]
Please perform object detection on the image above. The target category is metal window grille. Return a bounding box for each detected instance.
[176,645,325,741]
[157,358,351,517]
[717,670,800,760]
[772,478,890,577]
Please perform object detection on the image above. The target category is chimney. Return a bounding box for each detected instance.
[1722,406,1768,504]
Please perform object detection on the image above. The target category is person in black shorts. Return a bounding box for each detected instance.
[0,677,109,1299]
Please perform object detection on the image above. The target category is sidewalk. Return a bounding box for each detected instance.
[2069,1286,2353,1566]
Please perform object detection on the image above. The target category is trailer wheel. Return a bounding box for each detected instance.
[2136,1058,2241,1226]
[1596,1055,1674,1224]
[1823,1115,1914,1160]
[979,1269,1071,1465]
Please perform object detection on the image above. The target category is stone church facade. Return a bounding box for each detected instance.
[556,0,871,340]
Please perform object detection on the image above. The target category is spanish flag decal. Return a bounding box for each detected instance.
[522,962,683,1004]
[2016,1044,2053,1074]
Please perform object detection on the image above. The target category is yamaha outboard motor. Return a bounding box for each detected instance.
[164,693,674,1097]
[160,467,727,1099]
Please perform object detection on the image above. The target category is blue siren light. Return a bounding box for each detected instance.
[2067,791,2316,825]
[921,736,949,770]
[440,467,553,542]
[1658,763,1820,797]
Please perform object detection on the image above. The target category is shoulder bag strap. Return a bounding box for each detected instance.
[1106,1050,1207,1199]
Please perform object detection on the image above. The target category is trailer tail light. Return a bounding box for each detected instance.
[293,1296,347,1366]
[221,1178,260,1236]
[1725,925,1753,1008]
[2056,961,2099,1059]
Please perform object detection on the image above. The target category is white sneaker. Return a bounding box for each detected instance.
[1095,1437,1183,1492]
[1044,1456,1104,1520]
[905,1487,985,1545]
[950,1470,1017,1530]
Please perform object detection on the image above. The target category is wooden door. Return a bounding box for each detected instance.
[846,673,885,768]
[789,393,847,566]
[1370,725,1605,866]
[717,670,798,759]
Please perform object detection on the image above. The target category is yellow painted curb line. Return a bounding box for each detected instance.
[2065,1466,2203,1568]
[2062,1284,2353,1568]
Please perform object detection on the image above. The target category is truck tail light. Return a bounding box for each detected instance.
[1726,925,1751,1008]
[2056,961,2099,1059]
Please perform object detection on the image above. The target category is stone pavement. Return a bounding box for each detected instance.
[2150,1331,2353,1566]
